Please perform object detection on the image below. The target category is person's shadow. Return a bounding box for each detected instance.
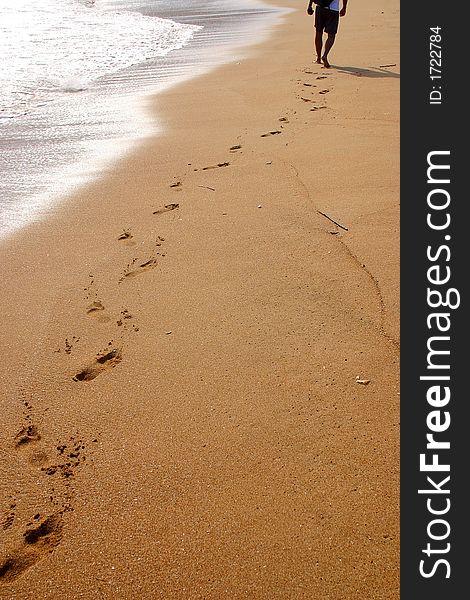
[334,65,400,79]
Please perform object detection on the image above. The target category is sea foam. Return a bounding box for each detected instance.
[0,0,200,121]
[0,0,286,239]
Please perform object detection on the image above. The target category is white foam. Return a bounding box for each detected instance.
[0,0,289,240]
[0,0,200,120]
[61,78,90,93]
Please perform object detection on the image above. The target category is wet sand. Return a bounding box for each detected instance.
[0,0,400,597]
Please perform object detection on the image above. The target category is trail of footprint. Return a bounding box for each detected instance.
[0,514,63,584]
[73,348,122,382]
[4,395,96,582]
[319,89,330,95]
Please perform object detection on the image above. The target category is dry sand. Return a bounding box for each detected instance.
[0,0,400,597]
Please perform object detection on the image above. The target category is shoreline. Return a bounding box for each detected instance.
[0,0,400,597]
[0,0,287,241]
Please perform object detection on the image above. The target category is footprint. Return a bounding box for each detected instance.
[23,515,63,545]
[63,336,81,354]
[319,89,330,94]
[202,162,230,171]
[14,422,49,467]
[0,515,63,583]
[300,97,314,103]
[42,438,87,479]
[14,425,41,448]
[83,274,96,302]
[116,309,134,328]
[85,302,110,323]
[261,131,282,137]
[117,230,136,247]
[4,393,92,580]
[230,145,242,152]
[120,257,158,281]
[153,203,179,216]
[28,450,49,468]
[2,501,16,531]
[117,230,133,241]
[86,300,104,314]
[316,76,328,80]
[169,181,182,189]
[73,349,122,382]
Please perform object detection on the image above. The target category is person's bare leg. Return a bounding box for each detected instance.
[322,33,335,68]
[315,30,323,64]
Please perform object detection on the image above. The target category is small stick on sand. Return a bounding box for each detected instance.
[317,210,349,231]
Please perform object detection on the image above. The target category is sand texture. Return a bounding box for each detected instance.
[0,1,400,597]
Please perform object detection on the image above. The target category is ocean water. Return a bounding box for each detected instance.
[0,0,286,239]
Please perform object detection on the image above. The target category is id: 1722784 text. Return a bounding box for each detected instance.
[429,26,443,105]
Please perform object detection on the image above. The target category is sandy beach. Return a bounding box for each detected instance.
[0,1,400,598]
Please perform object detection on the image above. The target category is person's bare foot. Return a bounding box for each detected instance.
[322,55,331,68]
[315,56,322,64]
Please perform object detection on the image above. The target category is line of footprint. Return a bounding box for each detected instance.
[1,215,173,583]
[65,229,170,383]
[294,66,332,111]
[1,110,311,583]
[1,392,93,584]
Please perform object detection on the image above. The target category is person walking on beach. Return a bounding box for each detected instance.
[307,0,348,68]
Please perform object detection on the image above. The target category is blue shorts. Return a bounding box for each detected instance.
[315,7,339,35]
